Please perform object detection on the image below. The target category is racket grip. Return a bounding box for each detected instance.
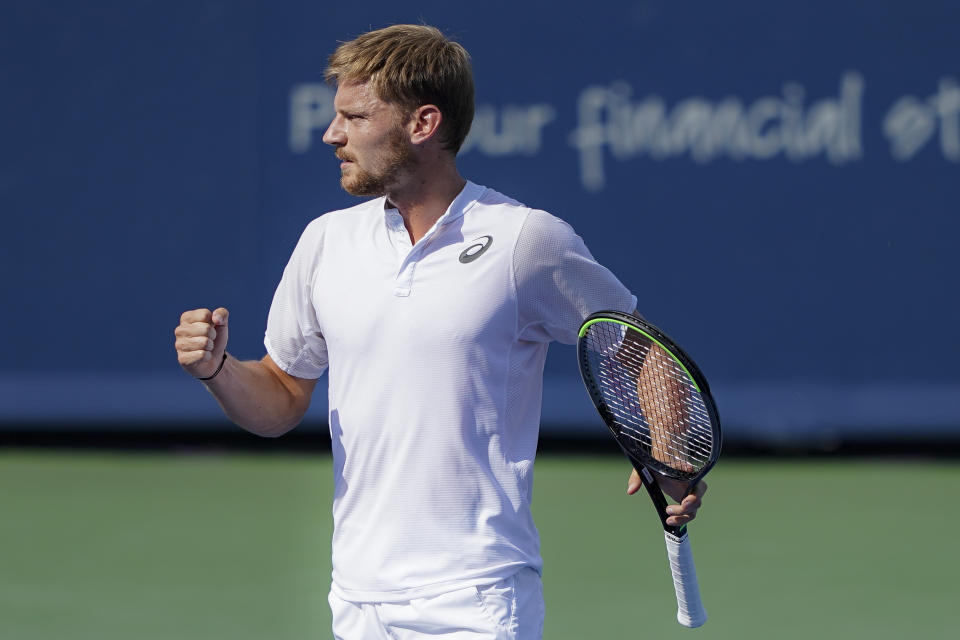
[664,530,707,628]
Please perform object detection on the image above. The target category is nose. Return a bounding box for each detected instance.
[322,114,346,147]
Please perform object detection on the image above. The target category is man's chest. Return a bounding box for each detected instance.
[311,226,519,363]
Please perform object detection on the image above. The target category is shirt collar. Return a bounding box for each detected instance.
[439,180,486,225]
[383,180,486,231]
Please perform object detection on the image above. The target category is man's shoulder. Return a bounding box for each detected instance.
[466,184,538,233]
[462,183,578,252]
[470,184,567,228]
[472,184,527,213]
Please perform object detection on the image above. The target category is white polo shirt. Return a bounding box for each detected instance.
[265,181,636,602]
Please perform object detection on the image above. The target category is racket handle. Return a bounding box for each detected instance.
[664,530,708,628]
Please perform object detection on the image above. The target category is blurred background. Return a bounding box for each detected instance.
[1,1,957,638]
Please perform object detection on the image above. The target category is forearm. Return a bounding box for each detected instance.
[201,354,312,437]
[636,346,686,467]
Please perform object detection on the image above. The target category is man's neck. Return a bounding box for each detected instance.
[386,164,467,245]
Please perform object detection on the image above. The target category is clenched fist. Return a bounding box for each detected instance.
[175,308,229,379]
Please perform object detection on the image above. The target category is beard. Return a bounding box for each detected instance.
[337,125,417,197]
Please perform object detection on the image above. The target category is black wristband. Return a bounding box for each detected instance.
[197,353,227,381]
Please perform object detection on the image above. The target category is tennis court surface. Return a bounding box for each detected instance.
[1,451,955,639]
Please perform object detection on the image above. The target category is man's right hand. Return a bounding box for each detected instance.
[175,308,230,379]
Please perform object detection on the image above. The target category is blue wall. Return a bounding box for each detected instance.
[3,1,959,444]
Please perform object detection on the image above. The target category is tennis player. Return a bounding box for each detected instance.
[174,24,706,639]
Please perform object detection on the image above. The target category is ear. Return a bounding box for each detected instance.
[407,104,443,145]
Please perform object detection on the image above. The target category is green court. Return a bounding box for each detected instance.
[1,451,955,639]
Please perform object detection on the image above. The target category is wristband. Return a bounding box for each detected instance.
[197,353,227,381]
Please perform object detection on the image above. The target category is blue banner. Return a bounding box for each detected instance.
[3,1,959,443]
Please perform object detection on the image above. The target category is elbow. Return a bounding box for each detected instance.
[245,423,294,438]
[257,419,301,438]
[229,408,306,439]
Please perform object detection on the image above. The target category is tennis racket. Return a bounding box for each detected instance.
[577,310,721,628]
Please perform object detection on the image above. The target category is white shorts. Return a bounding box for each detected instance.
[328,568,545,640]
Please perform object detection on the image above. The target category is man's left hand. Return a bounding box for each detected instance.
[627,468,707,528]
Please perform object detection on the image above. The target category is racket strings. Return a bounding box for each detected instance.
[596,377,710,461]
[594,358,711,472]
[582,324,715,477]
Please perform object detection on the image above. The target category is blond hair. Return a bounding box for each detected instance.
[325,25,474,153]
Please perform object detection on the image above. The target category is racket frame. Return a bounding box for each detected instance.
[577,310,722,628]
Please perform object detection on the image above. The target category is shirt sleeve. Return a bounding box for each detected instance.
[514,209,637,345]
[263,218,329,379]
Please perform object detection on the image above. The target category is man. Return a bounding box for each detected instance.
[174,24,705,639]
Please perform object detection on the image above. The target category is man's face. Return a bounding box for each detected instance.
[322,81,416,196]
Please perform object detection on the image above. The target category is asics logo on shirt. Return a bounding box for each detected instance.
[459,236,493,263]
